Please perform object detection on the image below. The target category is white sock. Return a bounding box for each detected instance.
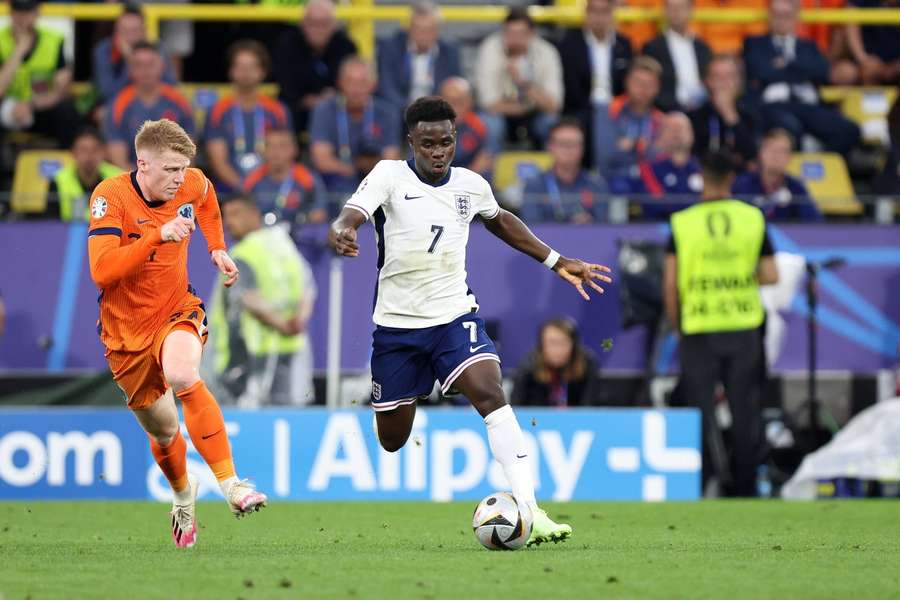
[219,475,240,496]
[173,483,193,505]
[484,404,537,507]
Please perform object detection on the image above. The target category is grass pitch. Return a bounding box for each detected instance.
[2,500,898,599]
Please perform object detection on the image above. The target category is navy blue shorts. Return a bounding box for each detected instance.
[370,312,500,412]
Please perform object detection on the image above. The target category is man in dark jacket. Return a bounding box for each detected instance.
[642,0,711,112]
[557,0,632,164]
[273,0,357,134]
[743,0,859,155]
[376,1,461,121]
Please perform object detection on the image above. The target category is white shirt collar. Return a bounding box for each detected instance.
[584,28,614,48]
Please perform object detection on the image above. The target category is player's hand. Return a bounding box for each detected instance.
[160,216,195,243]
[553,257,613,301]
[211,249,239,287]
[330,226,359,257]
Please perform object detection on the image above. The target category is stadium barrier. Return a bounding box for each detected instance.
[1,4,899,60]
[0,407,700,501]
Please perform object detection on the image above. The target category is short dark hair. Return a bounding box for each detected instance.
[131,40,161,55]
[405,96,457,130]
[505,7,535,29]
[228,39,271,76]
[701,150,737,184]
[548,117,585,140]
[762,127,795,149]
[120,4,143,19]
[72,126,104,147]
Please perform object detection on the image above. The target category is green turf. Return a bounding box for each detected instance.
[1,500,898,599]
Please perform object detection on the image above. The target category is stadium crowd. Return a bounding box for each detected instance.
[0,0,898,225]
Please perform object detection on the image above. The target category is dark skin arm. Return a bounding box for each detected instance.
[330,206,613,300]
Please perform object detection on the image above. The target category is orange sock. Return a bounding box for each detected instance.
[149,429,188,492]
[179,380,237,481]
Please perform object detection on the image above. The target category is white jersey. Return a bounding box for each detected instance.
[345,160,501,329]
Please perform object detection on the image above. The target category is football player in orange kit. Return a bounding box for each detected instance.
[87,119,267,548]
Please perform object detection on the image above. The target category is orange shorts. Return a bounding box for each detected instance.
[106,300,208,410]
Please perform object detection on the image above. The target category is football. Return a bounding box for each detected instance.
[472,492,533,550]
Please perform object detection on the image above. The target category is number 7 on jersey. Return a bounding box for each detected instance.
[428,225,444,253]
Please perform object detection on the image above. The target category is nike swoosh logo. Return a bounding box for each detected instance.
[516,454,528,459]
[137,218,151,224]
[404,194,423,200]
[469,344,488,353]
[201,429,223,440]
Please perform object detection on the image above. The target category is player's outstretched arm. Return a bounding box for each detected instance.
[482,208,613,301]
[329,207,367,258]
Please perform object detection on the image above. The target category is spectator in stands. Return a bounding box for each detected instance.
[211,194,317,407]
[732,128,822,221]
[475,7,563,152]
[376,1,461,121]
[439,77,492,175]
[520,118,608,223]
[558,0,633,163]
[633,112,703,219]
[309,57,401,193]
[48,128,120,221]
[204,40,292,193]
[743,0,860,155]
[128,0,193,80]
[104,42,193,169]
[832,0,900,85]
[689,54,760,169]
[92,5,177,105]
[642,0,711,112]
[0,0,78,147]
[511,317,601,407]
[243,128,327,226]
[596,56,664,182]
[274,0,357,134]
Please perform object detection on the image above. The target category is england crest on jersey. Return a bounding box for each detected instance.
[455,194,471,221]
[178,203,195,220]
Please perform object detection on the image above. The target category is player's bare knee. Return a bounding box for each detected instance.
[148,420,179,446]
[165,363,201,393]
[468,383,506,417]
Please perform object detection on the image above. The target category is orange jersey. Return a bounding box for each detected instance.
[87,168,226,353]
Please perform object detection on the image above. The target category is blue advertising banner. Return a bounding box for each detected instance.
[1,408,700,502]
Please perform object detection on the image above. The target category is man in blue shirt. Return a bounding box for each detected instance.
[732,128,822,221]
[310,57,402,193]
[521,118,608,223]
[243,128,328,226]
[104,42,194,169]
[595,57,664,182]
[632,112,703,220]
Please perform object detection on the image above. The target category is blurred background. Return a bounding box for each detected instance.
[0,0,898,503]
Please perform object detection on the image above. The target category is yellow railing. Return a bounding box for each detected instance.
[1,4,899,59]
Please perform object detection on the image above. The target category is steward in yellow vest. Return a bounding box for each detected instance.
[48,128,121,220]
[0,0,77,146]
[209,195,316,406]
[663,150,779,497]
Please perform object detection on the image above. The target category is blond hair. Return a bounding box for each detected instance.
[134,119,196,159]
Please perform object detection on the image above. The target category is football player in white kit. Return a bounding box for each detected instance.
[330,96,612,546]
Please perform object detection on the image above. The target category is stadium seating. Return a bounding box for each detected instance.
[11,150,72,214]
[492,151,553,193]
[820,86,898,147]
[787,152,862,216]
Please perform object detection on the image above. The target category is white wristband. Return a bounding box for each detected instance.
[543,249,560,269]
